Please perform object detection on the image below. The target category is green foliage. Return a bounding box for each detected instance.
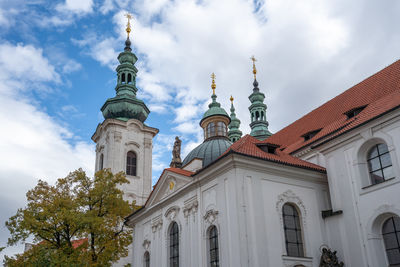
[4,169,134,266]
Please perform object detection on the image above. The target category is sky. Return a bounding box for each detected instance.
[1,0,400,261]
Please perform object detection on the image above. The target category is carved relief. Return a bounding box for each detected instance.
[114,131,122,142]
[142,239,151,250]
[144,138,152,149]
[204,209,219,224]
[183,198,198,218]
[125,141,140,148]
[95,144,104,153]
[164,206,180,221]
[151,215,163,233]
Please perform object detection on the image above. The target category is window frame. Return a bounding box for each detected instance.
[208,225,220,267]
[282,203,304,258]
[126,151,137,176]
[367,143,394,185]
[382,216,400,266]
[144,251,150,267]
[169,222,179,267]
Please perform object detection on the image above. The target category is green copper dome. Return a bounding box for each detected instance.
[101,37,150,122]
[200,94,230,125]
[182,138,232,167]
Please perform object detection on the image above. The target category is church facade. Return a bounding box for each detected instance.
[93,23,400,267]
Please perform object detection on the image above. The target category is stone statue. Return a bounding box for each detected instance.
[170,136,182,168]
[319,247,344,267]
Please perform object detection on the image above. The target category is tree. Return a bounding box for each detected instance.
[4,169,135,266]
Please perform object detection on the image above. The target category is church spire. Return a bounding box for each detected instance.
[228,96,242,142]
[248,56,272,140]
[100,13,150,122]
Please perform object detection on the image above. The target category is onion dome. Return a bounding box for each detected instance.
[248,56,272,140]
[228,96,242,142]
[182,73,232,168]
[101,14,150,122]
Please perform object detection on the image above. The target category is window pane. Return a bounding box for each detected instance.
[378,143,389,154]
[283,205,294,215]
[383,166,394,179]
[286,229,297,243]
[384,218,395,234]
[298,244,304,257]
[284,216,295,228]
[371,170,384,184]
[387,249,400,264]
[368,157,381,172]
[384,234,398,249]
[380,153,392,168]
[394,217,400,230]
[287,243,299,257]
[368,145,379,158]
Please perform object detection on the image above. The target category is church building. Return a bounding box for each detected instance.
[93,19,400,267]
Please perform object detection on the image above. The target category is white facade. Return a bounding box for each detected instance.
[124,107,400,267]
[92,118,158,206]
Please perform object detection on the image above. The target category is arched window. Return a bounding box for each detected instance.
[121,73,126,84]
[169,222,179,267]
[282,203,304,257]
[216,122,226,136]
[367,143,394,185]
[255,111,260,121]
[99,154,104,170]
[144,251,150,267]
[382,216,400,265]
[128,73,132,84]
[126,151,137,176]
[209,225,219,267]
[261,111,264,121]
[251,112,254,122]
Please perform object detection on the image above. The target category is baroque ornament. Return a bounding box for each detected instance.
[319,247,344,267]
[204,209,219,224]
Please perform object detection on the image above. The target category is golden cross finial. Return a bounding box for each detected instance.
[211,73,216,95]
[230,95,234,103]
[251,55,257,79]
[125,13,132,38]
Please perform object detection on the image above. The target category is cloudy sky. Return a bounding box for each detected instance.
[1,0,400,260]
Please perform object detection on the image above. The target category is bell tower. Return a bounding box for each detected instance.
[91,14,158,206]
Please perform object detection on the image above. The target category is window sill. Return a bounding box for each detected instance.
[360,177,397,195]
[282,255,313,266]
[126,175,140,180]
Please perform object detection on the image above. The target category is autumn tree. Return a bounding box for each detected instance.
[4,169,134,266]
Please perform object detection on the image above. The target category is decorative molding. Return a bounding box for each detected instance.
[164,206,180,221]
[142,239,151,250]
[183,198,198,218]
[125,141,140,148]
[151,215,163,233]
[114,131,122,142]
[276,190,307,216]
[203,209,219,224]
[144,138,152,149]
[95,144,104,153]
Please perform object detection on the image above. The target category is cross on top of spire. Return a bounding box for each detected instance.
[211,72,216,95]
[251,55,257,80]
[125,13,132,38]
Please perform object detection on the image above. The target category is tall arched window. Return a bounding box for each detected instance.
[121,73,126,84]
[282,203,304,257]
[383,216,400,266]
[99,154,104,170]
[169,222,179,267]
[128,73,132,84]
[209,225,219,267]
[126,151,137,176]
[367,143,394,185]
[144,251,150,267]
[207,122,215,139]
[255,111,260,121]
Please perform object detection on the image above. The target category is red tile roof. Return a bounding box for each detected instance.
[165,167,194,177]
[221,135,326,172]
[72,238,88,249]
[265,59,400,154]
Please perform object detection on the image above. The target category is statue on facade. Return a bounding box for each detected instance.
[170,136,182,168]
[319,247,344,267]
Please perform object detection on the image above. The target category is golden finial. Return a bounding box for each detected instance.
[125,13,132,38]
[211,72,216,95]
[251,55,257,79]
[230,95,234,103]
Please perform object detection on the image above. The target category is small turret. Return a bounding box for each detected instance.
[248,56,272,140]
[228,96,242,142]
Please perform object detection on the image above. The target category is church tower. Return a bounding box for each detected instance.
[228,96,242,142]
[91,14,158,206]
[248,56,272,140]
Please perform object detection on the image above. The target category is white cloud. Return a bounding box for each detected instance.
[56,0,94,14]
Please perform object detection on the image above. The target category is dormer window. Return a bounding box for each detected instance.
[257,143,280,154]
[302,129,321,141]
[344,105,366,119]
